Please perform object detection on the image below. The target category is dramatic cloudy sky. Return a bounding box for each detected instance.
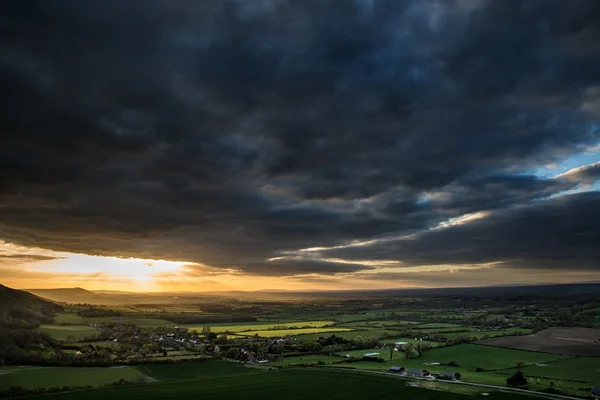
[1,0,599,291]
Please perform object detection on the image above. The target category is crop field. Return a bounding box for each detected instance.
[0,366,152,390]
[237,327,354,337]
[414,323,465,329]
[481,327,600,355]
[330,344,571,379]
[380,337,442,347]
[139,360,257,381]
[335,320,417,328]
[295,328,398,340]
[87,316,175,326]
[19,367,537,400]
[511,356,600,384]
[37,324,100,340]
[54,313,86,325]
[437,328,530,340]
[270,355,344,366]
[186,320,335,333]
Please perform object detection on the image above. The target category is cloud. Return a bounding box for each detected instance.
[322,192,600,271]
[557,161,600,184]
[0,0,599,278]
[0,254,60,263]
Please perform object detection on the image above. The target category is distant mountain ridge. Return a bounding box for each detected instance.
[0,284,62,328]
[25,287,97,304]
[19,282,600,304]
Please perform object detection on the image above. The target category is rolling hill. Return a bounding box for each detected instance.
[0,284,63,328]
[26,287,97,304]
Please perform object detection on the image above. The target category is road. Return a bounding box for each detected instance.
[324,367,585,400]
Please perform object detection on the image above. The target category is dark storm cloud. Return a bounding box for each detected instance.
[1,0,600,276]
[0,254,61,263]
[323,192,600,271]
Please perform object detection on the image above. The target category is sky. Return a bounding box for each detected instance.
[1,0,599,292]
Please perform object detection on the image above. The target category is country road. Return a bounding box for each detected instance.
[324,367,585,400]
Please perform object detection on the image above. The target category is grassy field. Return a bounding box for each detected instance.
[237,327,354,338]
[19,367,537,400]
[323,344,574,388]
[380,337,442,347]
[87,317,175,326]
[138,361,256,381]
[54,313,86,325]
[270,355,344,366]
[0,366,151,390]
[295,328,397,340]
[513,356,600,384]
[37,324,99,340]
[186,320,334,333]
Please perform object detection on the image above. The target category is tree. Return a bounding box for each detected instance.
[454,372,462,380]
[402,343,421,359]
[507,371,528,387]
[515,361,525,370]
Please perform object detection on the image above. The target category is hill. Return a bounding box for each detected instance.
[26,287,97,304]
[0,284,63,329]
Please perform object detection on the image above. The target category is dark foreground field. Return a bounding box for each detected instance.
[21,365,533,400]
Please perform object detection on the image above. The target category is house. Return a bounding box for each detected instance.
[441,371,455,379]
[406,368,422,377]
[592,386,600,397]
[389,366,405,373]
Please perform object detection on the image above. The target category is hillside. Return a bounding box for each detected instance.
[0,284,63,329]
[25,287,97,304]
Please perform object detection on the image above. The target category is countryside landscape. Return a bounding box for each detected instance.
[1,283,599,399]
[2,0,600,399]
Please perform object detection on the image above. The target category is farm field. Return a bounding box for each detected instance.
[295,328,398,340]
[186,320,334,333]
[438,328,531,340]
[87,317,175,327]
[37,324,99,340]
[269,355,344,366]
[510,356,600,385]
[19,367,537,400]
[481,327,600,355]
[325,343,572,387]
[237,327,354,337]
[139,360,256,381]
[53,313,86,325]
[0,366,151,390]
[380,337,442,347]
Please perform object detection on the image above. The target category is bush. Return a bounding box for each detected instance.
[507,371,528,387]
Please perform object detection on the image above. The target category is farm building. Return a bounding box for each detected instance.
[440,372,455,379]
[406,368,422,377]
[388,366,405,373]
[592,386,600,397]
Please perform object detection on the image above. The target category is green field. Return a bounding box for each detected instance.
[270,355,344,366]
[326,344,574,388]
[237,327,354,338]
[515,356,600,384]
[54,313,86,325]
[381,337,442,347]
[186,320,334,334]
[0,366,151,390]
[295,328,397,340]
[19,366,537,400]
[37,324,100,340]
[87,317,175,326]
